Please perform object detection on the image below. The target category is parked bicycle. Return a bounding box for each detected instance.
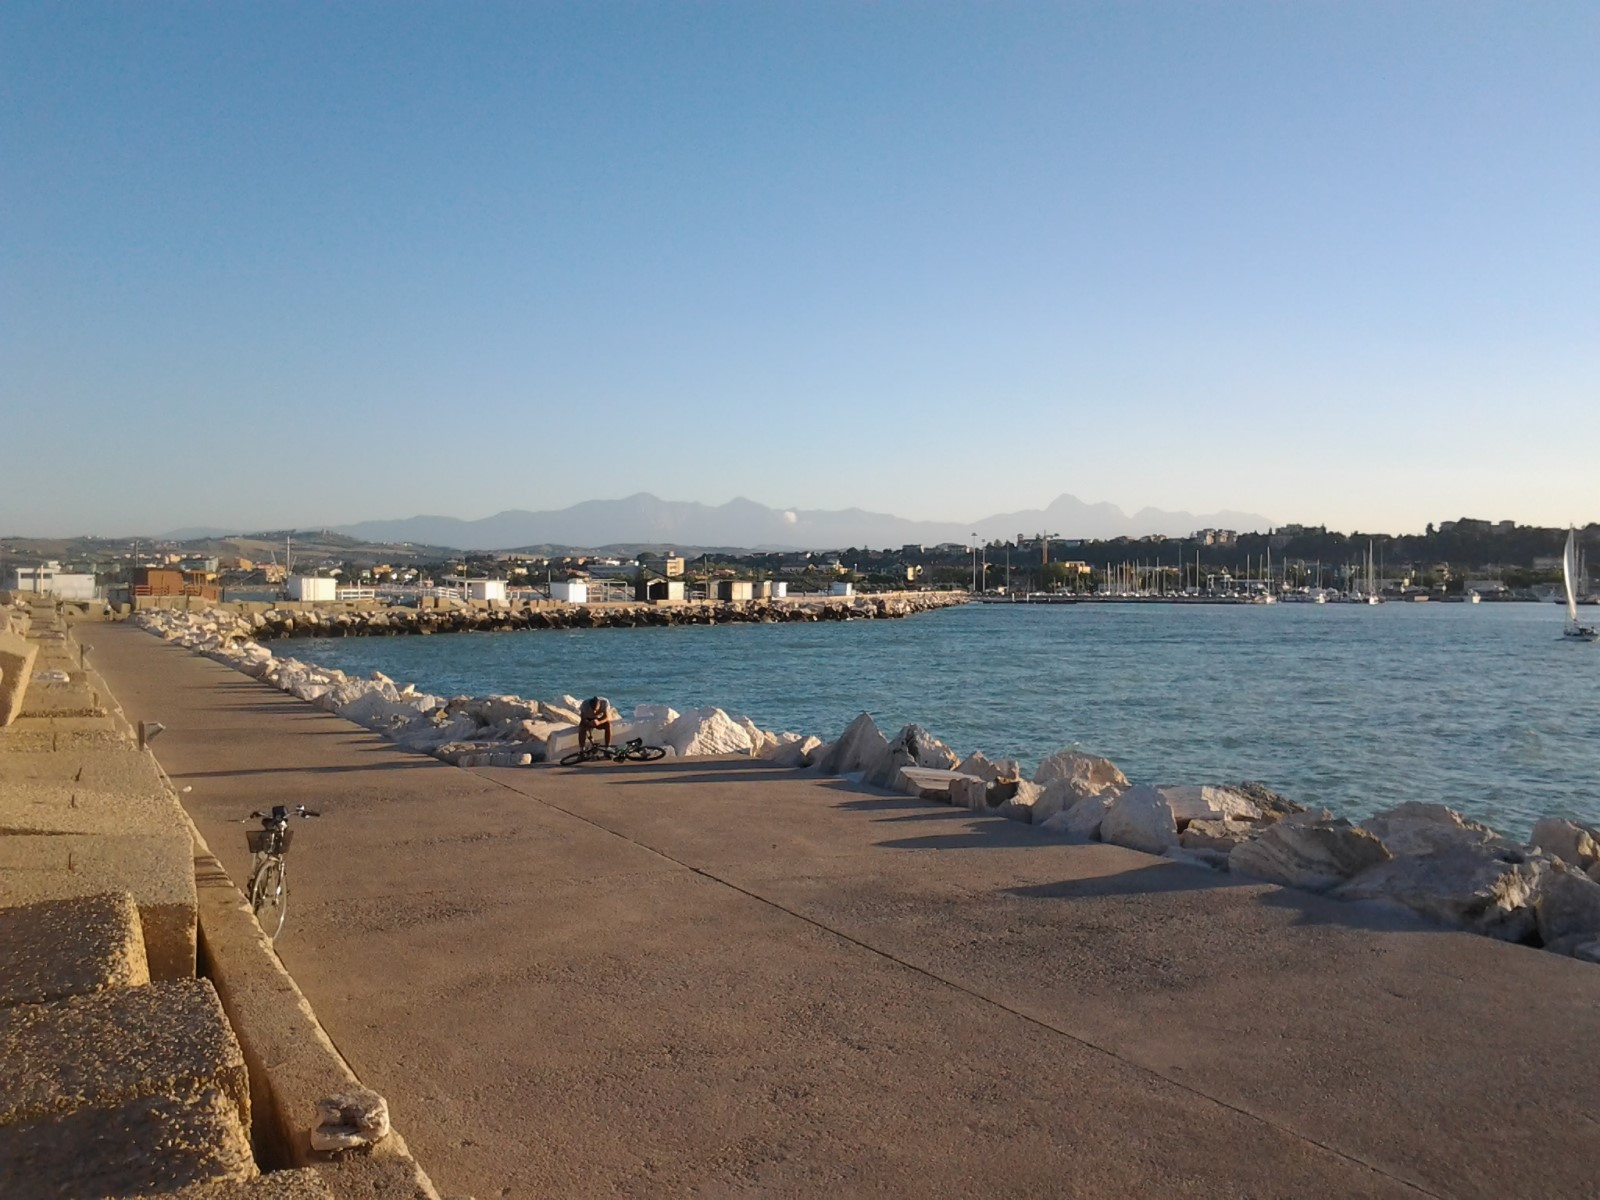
[559,737,667,766]
[242,804,319,940]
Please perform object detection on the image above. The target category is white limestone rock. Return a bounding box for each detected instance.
[1359,802,1505,858]
[1534,861,1600,946]
[798,739,832,770]
[540,700,583,725]
[764,734,821,769]
[660,706,754,758]
[1037,793,1116,840]
[1228,781,1310,822]
[1099,785,1179,855]
[1180,818,1258,852]
[474,695,541,725]
[1230,816,1391,893]
[1033,750,1129,797]
[1529,817,1600,870]
[393,715,481,754]
[1335,845,1546,941]
[996,779,1045,823]
[337,690,427,732]
[865,724,959,790]
[310,1089,390,1153]
[955,751,1020,783]
[1158,785,1263,825]
[1030,775,1122,826]
[1027,754,1137,826]
[758,731,799,758]
[950,776,989,811]
[817,713,888,776]
[735,716,770,757]
[633,703,680,727]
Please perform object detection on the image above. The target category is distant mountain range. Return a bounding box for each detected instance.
[330,493,1273,552]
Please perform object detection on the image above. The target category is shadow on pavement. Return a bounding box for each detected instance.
[1006,862,1444,936]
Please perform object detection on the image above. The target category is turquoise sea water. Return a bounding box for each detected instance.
[290,601,1600,838]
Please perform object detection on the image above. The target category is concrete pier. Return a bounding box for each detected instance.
[92,620,1600,1199]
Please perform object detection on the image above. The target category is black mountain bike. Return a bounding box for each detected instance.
[243,804,319,940]
[559,737,667,766]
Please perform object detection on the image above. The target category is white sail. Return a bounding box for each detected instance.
[1564,528,1581,626]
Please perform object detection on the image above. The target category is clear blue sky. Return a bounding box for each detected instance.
[3,2,1596,537]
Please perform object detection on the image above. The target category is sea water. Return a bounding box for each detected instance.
[290,600,1600,838]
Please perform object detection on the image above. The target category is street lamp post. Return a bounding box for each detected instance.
[971,534,978,593]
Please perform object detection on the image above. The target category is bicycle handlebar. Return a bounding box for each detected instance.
[244,806,321,821]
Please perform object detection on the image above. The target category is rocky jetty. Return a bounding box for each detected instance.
[133,605,1600,969]
[132,608,827,771]
[235,593,965,641]
[819,711,1600,966]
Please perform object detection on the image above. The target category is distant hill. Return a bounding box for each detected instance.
[158,526,240,541]
[336,493,1273,552]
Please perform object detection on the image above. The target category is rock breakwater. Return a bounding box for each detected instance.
[133,605,1600,969]
[236,593,965,640]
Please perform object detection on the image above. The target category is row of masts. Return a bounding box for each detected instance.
[1098,543,1388,597]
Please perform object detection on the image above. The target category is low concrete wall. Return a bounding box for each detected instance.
[189,827,440,1198]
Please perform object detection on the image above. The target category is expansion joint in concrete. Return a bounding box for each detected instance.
[477,769,1441,1199]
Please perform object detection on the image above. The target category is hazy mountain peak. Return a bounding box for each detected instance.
[335,494,1272,552]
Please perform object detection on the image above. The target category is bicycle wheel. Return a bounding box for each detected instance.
[627,745,667,762]
[559,748,591,766]
[249,858,288,940]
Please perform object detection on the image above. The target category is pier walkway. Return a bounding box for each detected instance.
[92,622,1600,1198]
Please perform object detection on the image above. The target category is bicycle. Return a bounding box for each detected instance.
[242,805,319,940]
[559,737,668,766]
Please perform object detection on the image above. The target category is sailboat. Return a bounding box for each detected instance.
[1364,541,1382,604]
[1562,528,1597,641]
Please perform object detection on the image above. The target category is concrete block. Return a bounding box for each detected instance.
[0,777,190,838]
[0,743,170,791]
[0,1087,255,1198]
[0,892,150,1008]
[18,677,107,720]
[0,726,134,754]
[0,978,250,1131]
[0,631,38,726]
[895,766,986,801]
[2,711,122,736]
[0,832,197,979]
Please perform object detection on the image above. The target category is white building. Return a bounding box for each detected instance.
[286,576,338,602]
[466,579,508,603]
[549,580,587,604]
[12,562,98,601]
[830,581,854,597]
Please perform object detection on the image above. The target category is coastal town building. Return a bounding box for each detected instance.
[635,577,687,602]
[11,560,98,600]
[130,566,221,601]
[286,576,337,602]
[550,579,588,603]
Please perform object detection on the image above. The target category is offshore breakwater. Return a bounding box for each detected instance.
[131,604,1600,973]
[226,593,965,640]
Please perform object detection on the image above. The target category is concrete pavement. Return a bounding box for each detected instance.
[92,621,1600,1198]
